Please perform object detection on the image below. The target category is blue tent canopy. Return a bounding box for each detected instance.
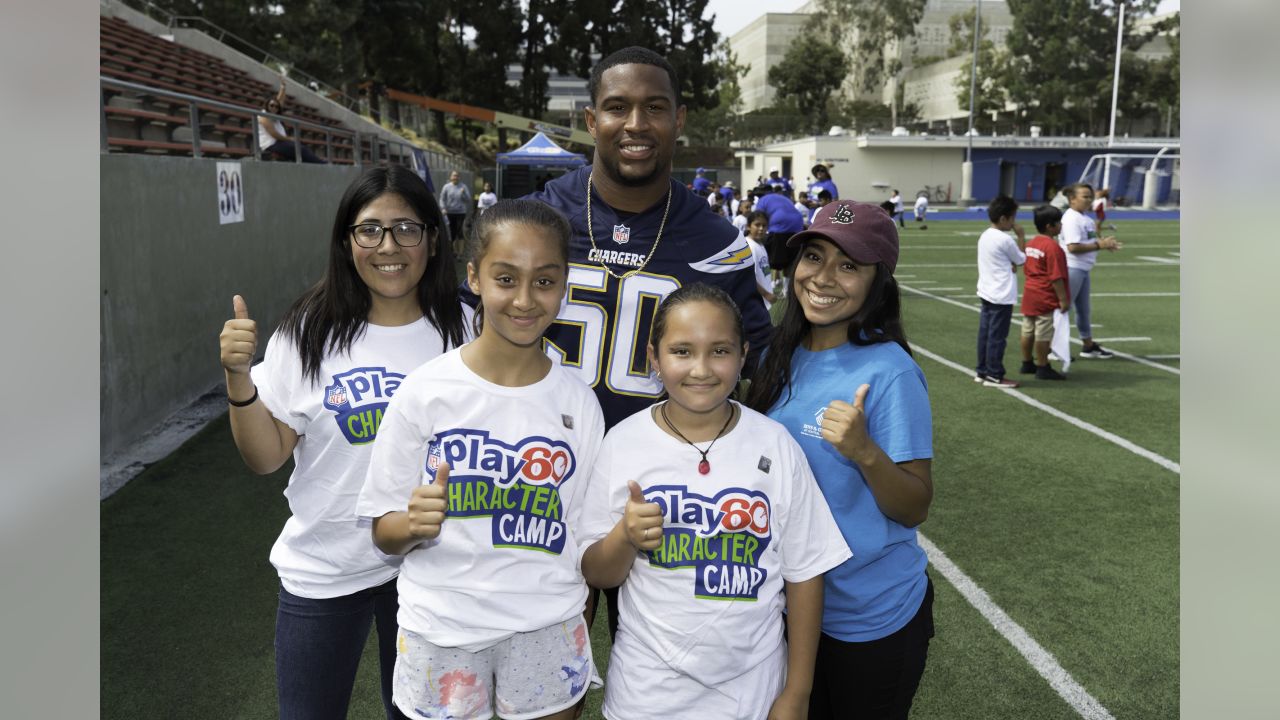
[496,132,587,167]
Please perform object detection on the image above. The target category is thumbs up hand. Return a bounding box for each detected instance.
[624,480,663,551]
[408,463,450,540]
[220,295,258,375]
[819,384,874,465]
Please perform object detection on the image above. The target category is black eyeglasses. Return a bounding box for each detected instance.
[349,221,429,248]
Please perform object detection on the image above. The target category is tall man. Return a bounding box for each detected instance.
[524,45,773,635]
[438,170,471,253]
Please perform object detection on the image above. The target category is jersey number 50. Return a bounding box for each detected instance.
[545,264,680,398]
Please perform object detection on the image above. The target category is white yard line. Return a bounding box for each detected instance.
[927,287,965,291]
[897,262,1177,268]
[1135,256,1181,265]
[1146,354,1181,360]
[902,244,1179,250]
[918,535,1118,720]
[1089,337,1151,343]
[901,284,1179,376]
[912,343,1180,474]
[1090,292,1180,297]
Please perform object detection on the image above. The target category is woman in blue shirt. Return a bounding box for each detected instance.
[746,200,934,720]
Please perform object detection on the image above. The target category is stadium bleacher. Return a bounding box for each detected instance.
[100,15,362,163]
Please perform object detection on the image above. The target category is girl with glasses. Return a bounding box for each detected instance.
[218,165,468,720]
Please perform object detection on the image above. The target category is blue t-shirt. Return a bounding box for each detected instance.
[755,193,805,234]
[691,176,711,194]
[808,178,839,202]
[767,340,933,642]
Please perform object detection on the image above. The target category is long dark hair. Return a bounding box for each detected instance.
[744,255,911,414]
[279,165,466,383]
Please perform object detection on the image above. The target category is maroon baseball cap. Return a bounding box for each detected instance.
[786,201,899,272]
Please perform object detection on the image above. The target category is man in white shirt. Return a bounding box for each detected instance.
[1059,183,1122,358]
[975,195,1026,387]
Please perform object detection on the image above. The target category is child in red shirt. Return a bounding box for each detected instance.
[1019,205,1071,380]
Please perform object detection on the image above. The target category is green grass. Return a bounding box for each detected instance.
[102,218,1179,718]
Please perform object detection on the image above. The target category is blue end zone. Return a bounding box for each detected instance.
[915,208,1180,221]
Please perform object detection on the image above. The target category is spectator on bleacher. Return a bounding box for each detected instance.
[439,170,472,254]
[258,78,325,164]
[218,165,467,720]
[477,181,498,214]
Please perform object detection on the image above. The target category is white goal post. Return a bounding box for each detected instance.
[1078,150,1180,209]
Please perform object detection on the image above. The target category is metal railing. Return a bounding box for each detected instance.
[101,76,425,167]
[120,0,364,113]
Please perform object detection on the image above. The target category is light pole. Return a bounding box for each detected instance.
[1104,0,1126,191]
[960,0,981,206]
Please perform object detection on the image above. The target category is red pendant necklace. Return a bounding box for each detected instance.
[660,401,736,475]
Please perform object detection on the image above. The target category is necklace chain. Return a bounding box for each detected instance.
[660,401,736,474]
[586,172,673,280]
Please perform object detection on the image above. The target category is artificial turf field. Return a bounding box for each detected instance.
[101,216,1179,719]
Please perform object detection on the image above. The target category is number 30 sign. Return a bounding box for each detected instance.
[217,162,245,224]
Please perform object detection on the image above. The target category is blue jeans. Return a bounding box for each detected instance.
[265,140,326,164]
[1068,268,1092,341]
[976,300,1014,379]
[276,577,408,720]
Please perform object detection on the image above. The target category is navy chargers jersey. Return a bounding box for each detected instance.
[526,165,772,429]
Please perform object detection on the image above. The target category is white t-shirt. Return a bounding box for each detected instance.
[890,193,903,212]
[251,317,457,599]
[257,117,286,150]
[794,200,810,226]
[976,227,1026,306]
[732,214,749,233]
[357,348,605,652]
[746,238,772,312]
[1060,207,1099,271]
[477,191,498,212]
[579,403,851,692]
[914,196,929,216]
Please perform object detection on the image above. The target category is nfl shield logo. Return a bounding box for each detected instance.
[612,224,631,245]
[327,385,348,407]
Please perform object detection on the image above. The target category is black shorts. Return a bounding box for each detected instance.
[766,231,798,271]
[806,574,935,720]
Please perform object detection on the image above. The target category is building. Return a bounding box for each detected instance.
[735,133,1180,207]
[730,1,1013,121]
[901,9,1178,131]
[728,13,810,113]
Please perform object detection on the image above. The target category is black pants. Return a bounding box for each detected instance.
[976,299,1014,380]
[446,213,466,248]
[586,585,622,640]
[808,575,935,720]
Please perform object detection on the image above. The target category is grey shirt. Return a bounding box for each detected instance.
[439,182,472,214]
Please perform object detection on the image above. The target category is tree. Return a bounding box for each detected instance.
[684,39,749,144]
[809,0,927,95]
[997,0,1162,136]
[768,36,847,135]
[950,7,1007,130]
[562,0,724,111]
